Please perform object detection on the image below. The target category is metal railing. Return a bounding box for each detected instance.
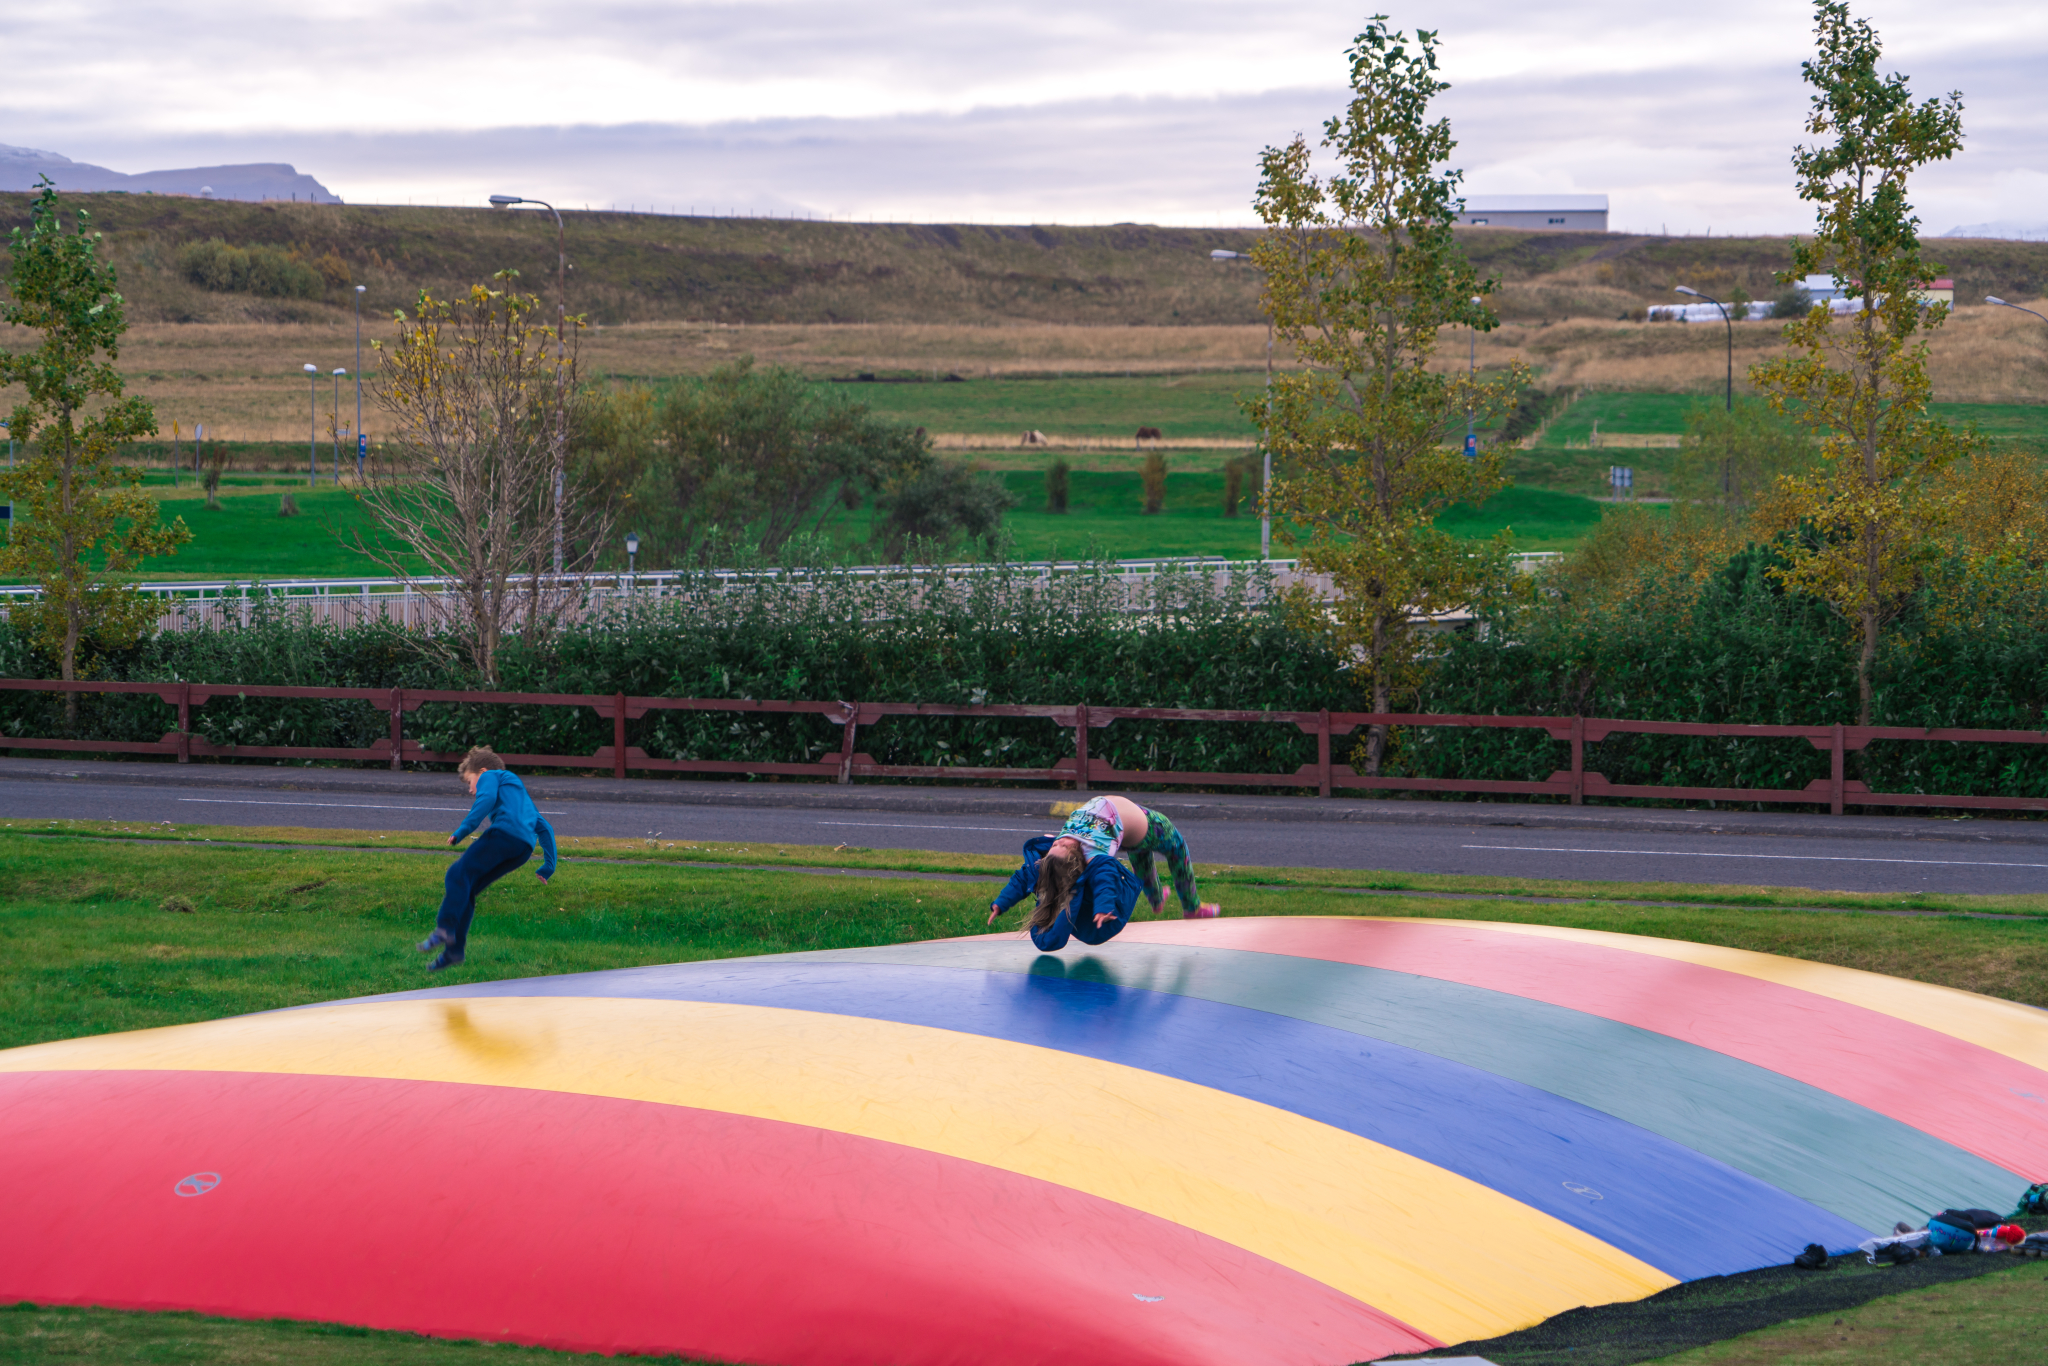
[0,553,1564,603]
[0,677,2040,816]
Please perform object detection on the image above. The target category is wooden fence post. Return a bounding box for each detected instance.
[837,703,859,785]
[1831,723,1845,816]
[1570,715,1585,806]
[176,682,191,763]
[1318,709,1332,798]
[388,689,404,771]
[1074,703,1090,792]
[614,692,628,780]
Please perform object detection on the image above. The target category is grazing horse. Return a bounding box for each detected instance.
[1021,430,1049,445]
[1135,426,1163,446]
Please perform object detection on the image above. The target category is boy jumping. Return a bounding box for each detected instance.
[416,746,557,971]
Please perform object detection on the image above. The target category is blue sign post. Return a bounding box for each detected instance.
[1463,433,1478,459]
[357,432,368,482]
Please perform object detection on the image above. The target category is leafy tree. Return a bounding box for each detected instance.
[635,358,926,566]
[870,457,1016,563]
[1752,0,1973,725]
[1246,17,1524,771]
[1046,458,1071,514]
[0,181,190,712]
[358,275,603,684]
[1672,397,1819,525]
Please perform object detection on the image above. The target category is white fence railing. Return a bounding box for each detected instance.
[0,553,1563,633]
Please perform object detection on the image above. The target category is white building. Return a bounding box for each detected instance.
[1454,195,1609,231]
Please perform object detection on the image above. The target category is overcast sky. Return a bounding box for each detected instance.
[6,1,2046,235]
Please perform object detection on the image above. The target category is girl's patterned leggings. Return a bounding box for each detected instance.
[1128,808,1200,915]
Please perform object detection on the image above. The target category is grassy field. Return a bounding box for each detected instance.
[4,821,2047,1364]
[1657,1261,2048,1365]
[5,818,2047,1052]
[822,370,1259,441]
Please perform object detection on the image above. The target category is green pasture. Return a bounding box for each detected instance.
[815,370,1260,440]
[1541,392,2048,451]
[3,823,2047,1365]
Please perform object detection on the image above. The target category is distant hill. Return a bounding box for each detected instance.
[2,190,2046,327]
[0,145,339,203]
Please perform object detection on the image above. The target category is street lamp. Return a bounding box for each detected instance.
[1674,286,1734,411]
[491,193,568,573]
[1210,246,1273,559]
[353,284,366,481]
[331,369,348,485]
[1985,296,2048,324]
[302,363,319,486]
[1465,294,1483,456]
[625,531,639,580]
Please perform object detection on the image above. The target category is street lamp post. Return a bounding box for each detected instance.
[1674,286,1734,411]
[626,531,639,582]
[1985,296,2048,325]
[1209,247,1274,558]
[302,363,319,486]
[490,194,568,574]
[331,369,347,484]
[1465,294,1483,456]
[353,284,366,482]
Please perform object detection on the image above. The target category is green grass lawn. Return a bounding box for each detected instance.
[1930,400,2048,442]
[1543,392,2048,448]
[815,371,1262,440]
[0,485,422,585]
[5,823,2047,1364]
[1545,392,1711,443]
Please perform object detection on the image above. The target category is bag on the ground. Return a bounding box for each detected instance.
[1791,1243,1831,1269]
[2008,1183,2048,1222]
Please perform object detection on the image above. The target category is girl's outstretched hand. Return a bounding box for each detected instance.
[536,871,551,884]
[1094,911,1118,928]
[986,903,1001,927]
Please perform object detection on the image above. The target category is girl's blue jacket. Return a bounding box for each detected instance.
[991,835,1141,951]
[452,770,558,878]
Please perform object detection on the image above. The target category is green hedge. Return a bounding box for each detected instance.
[0,566,1358,782]
[1408,544,2048,802]
[8,548,2048,803]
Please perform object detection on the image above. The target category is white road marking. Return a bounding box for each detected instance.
[177,798,565,815]
[1461,844,2048,869]
[817,820,1045,834]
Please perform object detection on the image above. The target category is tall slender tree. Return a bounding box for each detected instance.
[1753,1,1972,726]
[0,181,190,714]
[1248,17,1523,773]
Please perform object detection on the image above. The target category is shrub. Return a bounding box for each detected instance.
[177,239,323,299]
[1141,449,1166,514]
[1046,458,1070,513]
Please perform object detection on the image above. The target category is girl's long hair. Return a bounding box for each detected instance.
[1029,843,1084,933]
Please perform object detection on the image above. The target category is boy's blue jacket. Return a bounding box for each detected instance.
[453,769,557,877]
[991,835,1141,951]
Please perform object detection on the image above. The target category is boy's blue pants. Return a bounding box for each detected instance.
[437,828,532,952]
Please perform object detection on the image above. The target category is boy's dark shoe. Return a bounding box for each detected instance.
[426,948,465,971]
[417,928,452,953]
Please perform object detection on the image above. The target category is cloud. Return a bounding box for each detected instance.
[4,2,2044,233]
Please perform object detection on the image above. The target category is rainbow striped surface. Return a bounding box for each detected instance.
[5,915,2046,1366]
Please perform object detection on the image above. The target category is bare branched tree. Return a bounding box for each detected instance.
[359,276,610,683]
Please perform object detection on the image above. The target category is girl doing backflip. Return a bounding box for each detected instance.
[986,794,1219,952]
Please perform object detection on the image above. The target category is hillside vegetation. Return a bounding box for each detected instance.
[7,192,2048,329]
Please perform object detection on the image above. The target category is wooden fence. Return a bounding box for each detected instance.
[6,679,2048,816]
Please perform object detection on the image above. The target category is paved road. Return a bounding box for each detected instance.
[5,776,2046,897]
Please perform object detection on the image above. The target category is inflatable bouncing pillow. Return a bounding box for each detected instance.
[6,916,2047,1366]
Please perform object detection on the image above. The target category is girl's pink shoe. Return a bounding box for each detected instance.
[1184,903,1220,919]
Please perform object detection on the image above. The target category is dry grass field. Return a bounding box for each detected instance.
[46,300,2044,443]
[2,195,2044,438]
